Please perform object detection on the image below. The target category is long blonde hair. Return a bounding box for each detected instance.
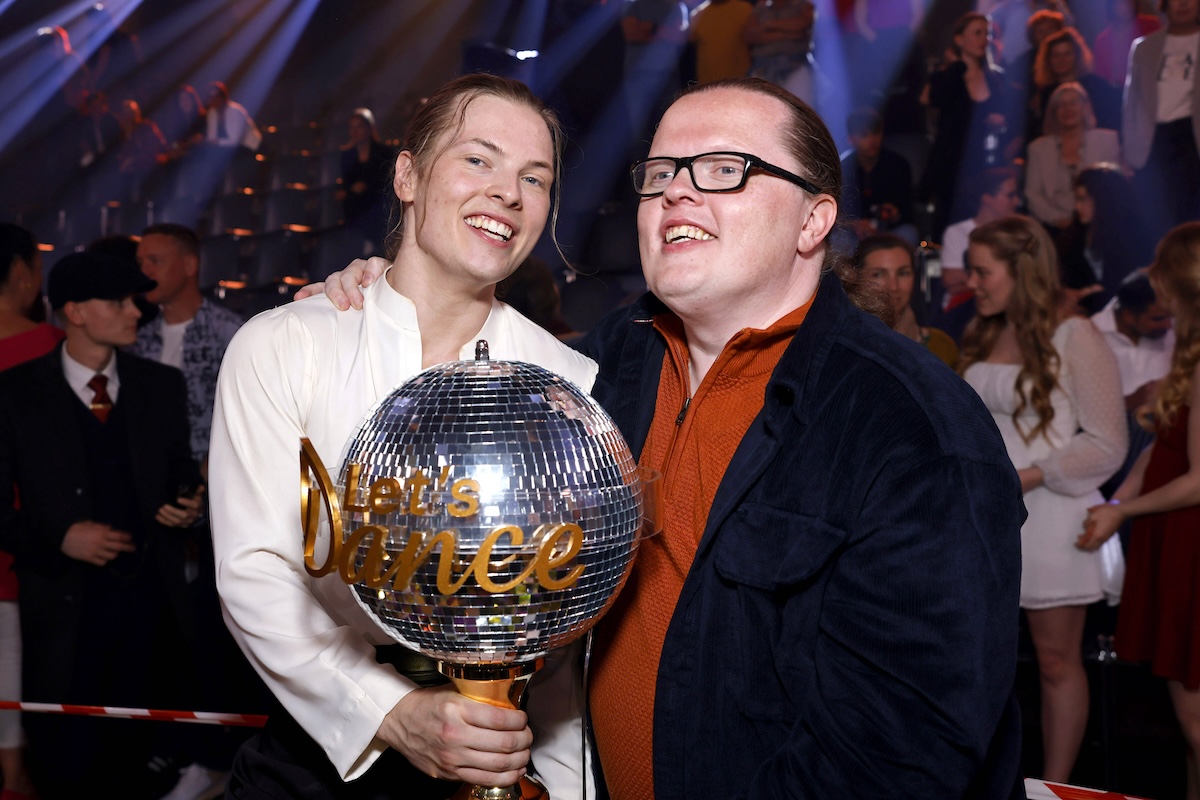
[958,216,1062,443]
[1150,222,1200,431]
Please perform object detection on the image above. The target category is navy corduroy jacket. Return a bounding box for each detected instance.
[578,269,1028,799]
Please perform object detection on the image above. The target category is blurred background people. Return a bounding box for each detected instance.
[1093,0,1162,88]
[130,222,249,800]
[920,12,1013,241]
[1056,164,1157,315]
[1080,221,1200,800]
[496,256,578,342]
[202,81,260,153]
[0,225,58,370]
[1092,271,1175,503]
[1123,0,1200,243]
[156,84,207,158]
[1094,273,1178,415]
[959,215,1126,785]
[621,0,689,155]
[1028,28,1119,141]
[1007,9,1068,99]
[0,252,204,798]
[688,0,753,85]
[839,106,917,246]
[1024,82,1121,235]
[113,98,166,201]
[855,233,957,366]
[340,108,393,252]
[0,223,58,800]
[936,166,1022,341]
[744,0,817,105]
[985,0,1074,80]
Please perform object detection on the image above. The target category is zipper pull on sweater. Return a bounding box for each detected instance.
[675,397,691,426]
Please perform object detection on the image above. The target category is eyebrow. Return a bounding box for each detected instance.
[463,137,552,173]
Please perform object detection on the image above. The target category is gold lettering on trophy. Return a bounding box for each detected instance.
[389,528,456,591]
[368,477,403,515]
[536,523,585,590]
[407,470,431,516]
[300,445,587,593]
[342,523,389,584]
[300,438,342,578]
[341,462,368,513]
[447,479,480,518]
[474,525,528,593]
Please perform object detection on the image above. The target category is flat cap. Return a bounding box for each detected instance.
[47,251,156,309]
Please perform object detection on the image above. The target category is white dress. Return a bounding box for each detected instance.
[963,317,1127,609]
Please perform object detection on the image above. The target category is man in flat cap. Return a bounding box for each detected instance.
[0,252,207,797]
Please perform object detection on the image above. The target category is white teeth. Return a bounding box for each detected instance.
[665,224,715,244]
[466,215,513,241]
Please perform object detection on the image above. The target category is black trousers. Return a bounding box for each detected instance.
[227,646,456,800]
[1136,118,1200,243]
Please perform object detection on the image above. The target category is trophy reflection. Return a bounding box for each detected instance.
[301,344,659,800]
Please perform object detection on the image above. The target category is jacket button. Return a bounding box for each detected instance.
[774,385,795,405]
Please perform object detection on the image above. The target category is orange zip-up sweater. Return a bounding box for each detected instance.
[589,296,814,800]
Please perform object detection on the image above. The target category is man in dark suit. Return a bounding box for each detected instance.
[0,252,204,798]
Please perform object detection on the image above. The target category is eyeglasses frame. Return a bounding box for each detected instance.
[630,150,822,198]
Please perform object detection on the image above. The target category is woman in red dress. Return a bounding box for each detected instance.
[1080,221,1200,799]
[0,223,62,800]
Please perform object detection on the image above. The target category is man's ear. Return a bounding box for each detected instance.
[183,253,199,279]
[61,301,85,326]
[797,195,839,256]
[394,151,417,203]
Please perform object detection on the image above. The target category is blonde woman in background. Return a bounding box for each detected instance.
[959,215,1126,783]
[1024,82,1121,233]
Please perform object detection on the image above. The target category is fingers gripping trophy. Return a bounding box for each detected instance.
[300,341,659,800]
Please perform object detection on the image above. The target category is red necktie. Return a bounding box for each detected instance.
[87,374,112,423]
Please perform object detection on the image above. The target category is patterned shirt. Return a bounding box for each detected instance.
[130,299,243,462]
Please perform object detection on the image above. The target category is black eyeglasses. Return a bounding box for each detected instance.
[630,151,821,197]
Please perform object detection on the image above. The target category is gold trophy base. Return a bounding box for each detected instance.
[440,659,549,800]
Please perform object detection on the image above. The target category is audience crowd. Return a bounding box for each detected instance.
[1,0,1200,798]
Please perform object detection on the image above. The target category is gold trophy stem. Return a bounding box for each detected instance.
[441,660,550,800]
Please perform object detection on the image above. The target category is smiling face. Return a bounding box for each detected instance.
[966,242,1016,317]
[394,94,554,295]
[861,246,915,319]
[1053,87,1086,129]
[637,87,834,333]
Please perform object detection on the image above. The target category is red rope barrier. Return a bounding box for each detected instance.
[0,700,267,727]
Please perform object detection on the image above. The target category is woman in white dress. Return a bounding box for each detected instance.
[958,215,1127,783]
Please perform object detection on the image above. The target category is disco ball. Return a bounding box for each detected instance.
[332,352,643,666]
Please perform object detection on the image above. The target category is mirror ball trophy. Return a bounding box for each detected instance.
[300,341,657,800]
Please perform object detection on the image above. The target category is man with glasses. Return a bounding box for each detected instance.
[307,76,1025,799]
[579,77,1025,799]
